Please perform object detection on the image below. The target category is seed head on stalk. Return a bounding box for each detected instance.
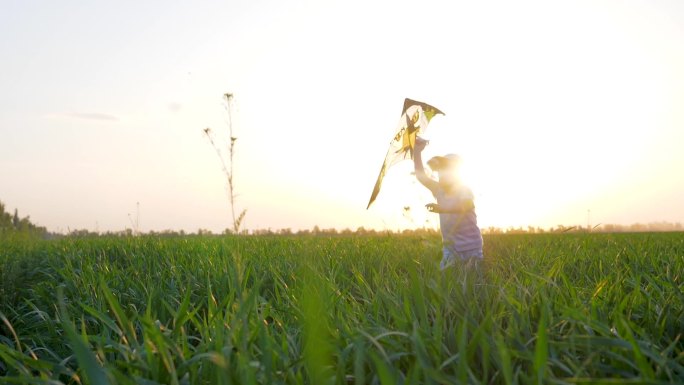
[203,93,247,234]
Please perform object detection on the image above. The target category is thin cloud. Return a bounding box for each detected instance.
[168,102,182,112]
[66,112,119,122]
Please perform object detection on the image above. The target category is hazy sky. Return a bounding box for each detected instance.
[1,0,683,233]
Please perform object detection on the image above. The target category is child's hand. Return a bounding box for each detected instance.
[425,203,440,213]
[415,136,428,152]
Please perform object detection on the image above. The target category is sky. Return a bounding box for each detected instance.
[1,0,683,234]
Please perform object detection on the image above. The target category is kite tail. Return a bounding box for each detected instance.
[367,162,387,209]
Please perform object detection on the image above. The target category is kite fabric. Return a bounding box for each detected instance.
[366,98,445,209]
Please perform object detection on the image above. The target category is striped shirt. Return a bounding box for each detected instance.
[432,183,483,253]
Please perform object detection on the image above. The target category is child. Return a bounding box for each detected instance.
[413,137,483,270]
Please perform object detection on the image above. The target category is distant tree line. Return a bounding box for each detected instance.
[248,226,441,237]
[483,222,683,234]
[2,199,681,238]
[25,223,684,238]
[0,201,47,236]
[194,222,684,236]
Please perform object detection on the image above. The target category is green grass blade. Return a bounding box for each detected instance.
[58,288,111,385]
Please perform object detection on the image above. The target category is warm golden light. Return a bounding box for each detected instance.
[1,0,682,233]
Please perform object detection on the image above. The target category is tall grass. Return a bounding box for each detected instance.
[0,233,682,384]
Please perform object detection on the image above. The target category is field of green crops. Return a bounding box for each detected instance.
[1,232,682,384]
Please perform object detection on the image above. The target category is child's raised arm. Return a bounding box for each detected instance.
[413,137,438,192]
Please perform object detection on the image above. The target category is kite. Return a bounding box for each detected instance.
[366,98,444,209]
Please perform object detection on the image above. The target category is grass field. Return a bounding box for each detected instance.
[0,232,682,384]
